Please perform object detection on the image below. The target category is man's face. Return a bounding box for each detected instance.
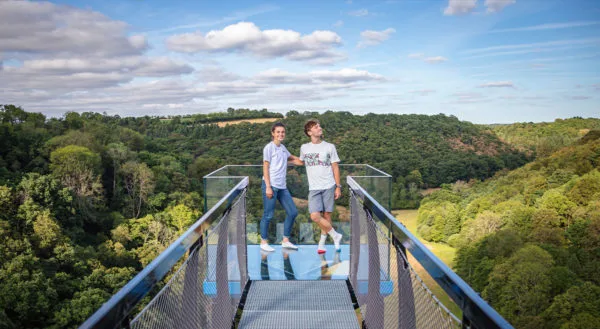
[309,123,322,137]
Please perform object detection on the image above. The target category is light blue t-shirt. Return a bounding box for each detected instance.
[263,141,291,189]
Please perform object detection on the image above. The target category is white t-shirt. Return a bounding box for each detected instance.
[263,141,291,189]
[300,141,340,190]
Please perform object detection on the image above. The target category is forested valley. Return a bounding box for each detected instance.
[1,103,597,328]
[418,121,600,328]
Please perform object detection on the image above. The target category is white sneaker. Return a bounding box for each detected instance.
[333,232,342,251]
[281,241,298,250]
[260,243,275,252]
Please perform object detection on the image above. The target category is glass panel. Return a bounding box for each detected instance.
[203,164,392,283]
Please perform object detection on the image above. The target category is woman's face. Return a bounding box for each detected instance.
[272,126,286,142]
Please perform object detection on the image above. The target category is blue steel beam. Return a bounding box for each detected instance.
[347,176,513,329]
[79,177,248,329]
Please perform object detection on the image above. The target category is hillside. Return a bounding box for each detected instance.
[489,117,600,157]
[417,131,600,328]
[136,110,530,209]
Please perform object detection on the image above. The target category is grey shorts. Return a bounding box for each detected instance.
[308,185,336,213]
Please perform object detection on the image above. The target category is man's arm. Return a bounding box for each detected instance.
[263,161,273,199]
[332,162,341,199]
[288,155,304,166]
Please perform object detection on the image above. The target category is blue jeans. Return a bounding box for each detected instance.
[260,180,298,240]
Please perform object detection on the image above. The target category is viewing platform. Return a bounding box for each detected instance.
[79,165,513,329]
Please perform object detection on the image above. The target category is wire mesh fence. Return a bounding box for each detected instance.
[130,190,247,329]
[349,190,461,329]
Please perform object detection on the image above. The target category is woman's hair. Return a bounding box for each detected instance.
[304,119,319,137]
[271,122,286,132]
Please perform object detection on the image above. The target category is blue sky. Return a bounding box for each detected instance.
[1,0,598,123]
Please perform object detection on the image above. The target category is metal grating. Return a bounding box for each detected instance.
[239,281,360,329]
[130,190,248,329]
[349,189,461,329]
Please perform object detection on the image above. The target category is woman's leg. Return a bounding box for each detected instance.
[278,188,298,243]
[260,181,276,243]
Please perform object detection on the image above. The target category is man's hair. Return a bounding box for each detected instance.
[304,119,319,137]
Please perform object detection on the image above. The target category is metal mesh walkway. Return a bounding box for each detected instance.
[238,280,360,329]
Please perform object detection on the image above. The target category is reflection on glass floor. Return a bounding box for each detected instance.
[248,244,349,281]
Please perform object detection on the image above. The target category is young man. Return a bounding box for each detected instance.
[300,119,343,254]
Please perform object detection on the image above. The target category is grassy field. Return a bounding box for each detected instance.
[392,209,462,318]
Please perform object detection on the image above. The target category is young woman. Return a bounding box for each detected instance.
[260,122,304,252]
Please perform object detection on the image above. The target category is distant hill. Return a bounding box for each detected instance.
[488,117,600,158]
[417,131,600,328]
[135,110,531,208]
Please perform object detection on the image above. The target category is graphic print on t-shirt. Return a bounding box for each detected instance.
[304,152,331,167]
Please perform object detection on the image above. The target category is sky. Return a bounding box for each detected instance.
[1,0,599,124]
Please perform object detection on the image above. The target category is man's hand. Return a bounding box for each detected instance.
[266,186,274,199]
[334,187,341,200]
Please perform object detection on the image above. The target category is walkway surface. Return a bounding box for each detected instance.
[238,280,360,329]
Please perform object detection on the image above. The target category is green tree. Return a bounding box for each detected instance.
[49,146,103,217]
[483,245,554,325]
[121,161,155,218]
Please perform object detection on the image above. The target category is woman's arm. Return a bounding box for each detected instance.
[263,160,273,199]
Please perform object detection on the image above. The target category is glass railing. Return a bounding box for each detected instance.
[204,164,391,250]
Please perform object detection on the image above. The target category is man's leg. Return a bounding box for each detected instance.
[322,186,342,251]
[309,190,332,254]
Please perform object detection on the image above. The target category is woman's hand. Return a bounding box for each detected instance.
[266,186,274,199]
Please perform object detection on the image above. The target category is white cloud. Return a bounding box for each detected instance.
[334,20,344,27]
[166,22,345,65]
[485,0,516,13]
[407,53,448,63]
[150,5,280,34]
[407,53,424,59]
[255,69,313,84]
[444,0,477,16]
[255,68,385,85]
[443,0,516,16]
[348,9,369,17]
[449,92,488,104]
[489,21,600,33]
[461,38,600,55]
[0,1,147,58]
[460,44,597,60]
[310,68,385,83]
[566,95,591,100]
[0,56,193,92]
[409,89,436,95]
[358,28,396,48]
[478,81,515,88]
[424,56,448,63]
[197,66,242,82]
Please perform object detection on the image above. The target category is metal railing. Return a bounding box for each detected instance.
[79,178,248,329]
[80,163,513,329]
[347,175,514,329]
